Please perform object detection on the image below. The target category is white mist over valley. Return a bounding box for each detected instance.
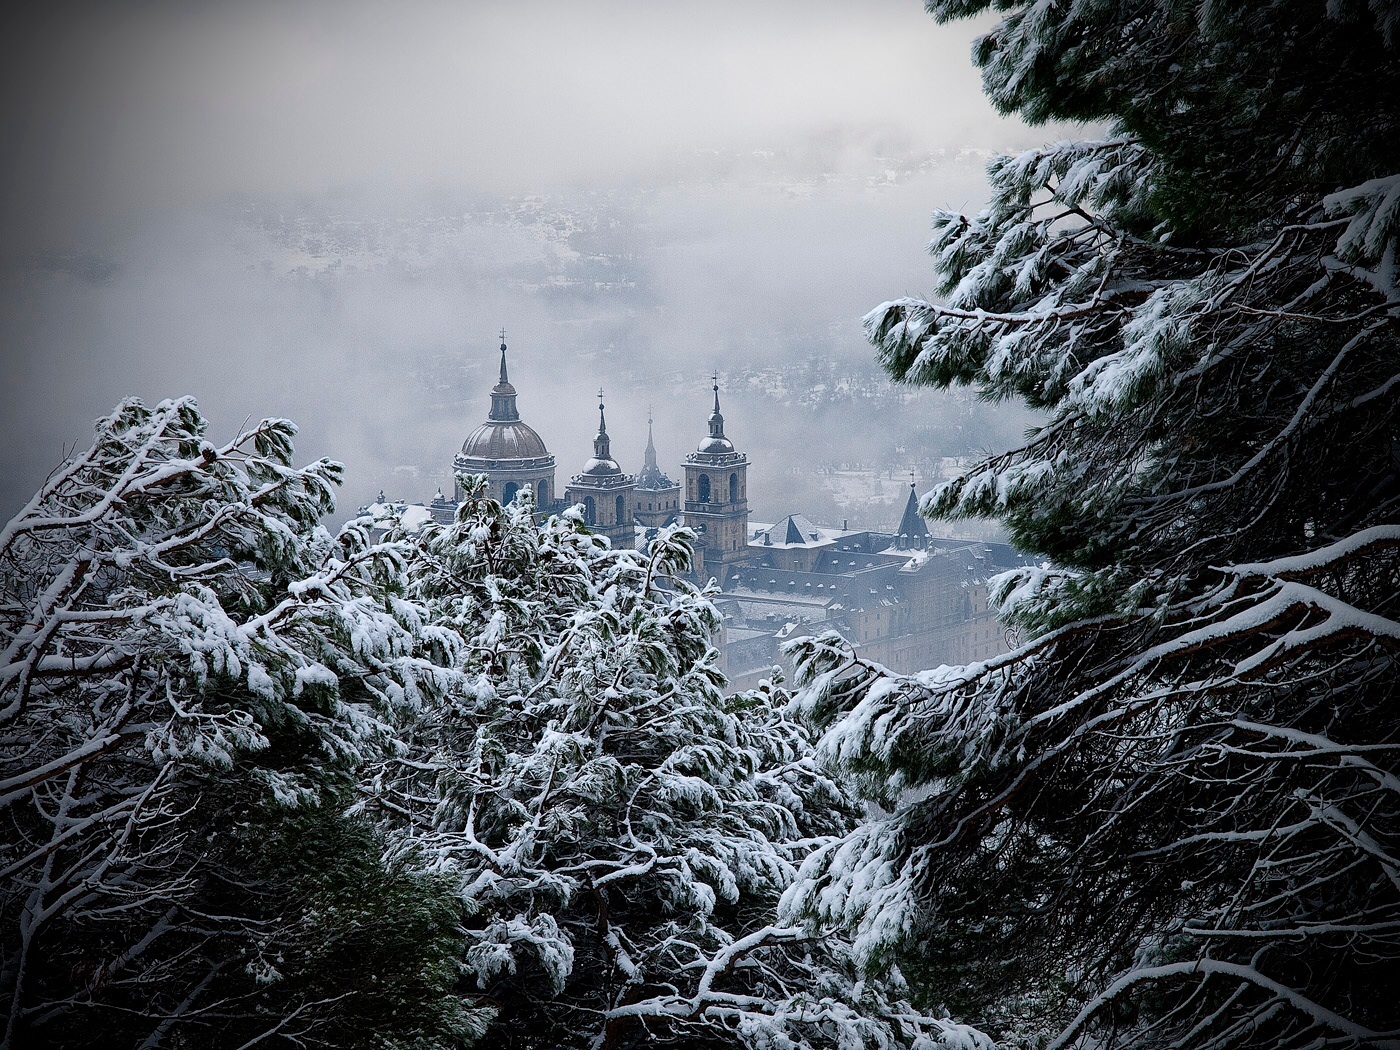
[3,141,1035,533]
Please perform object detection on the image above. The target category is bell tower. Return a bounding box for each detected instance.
[682,377,749,586]
[564,390,638,549]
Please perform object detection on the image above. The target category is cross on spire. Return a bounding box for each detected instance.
[592,386,612,460]
[707,371,726,439]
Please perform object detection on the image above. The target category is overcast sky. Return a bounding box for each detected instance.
[0,0,1066,521]
[3,0,1034,244]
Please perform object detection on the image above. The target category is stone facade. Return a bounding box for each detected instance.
[717,527,1030,692]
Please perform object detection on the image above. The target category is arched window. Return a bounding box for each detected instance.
[502,481,519,504]
[582,496,596,525]
[616,494,626,524]
[697,474,711,503]
[728,473,738,503]
[537,480,548,506]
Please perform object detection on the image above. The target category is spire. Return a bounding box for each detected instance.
[488,331,520,422]
[896,475,930,550]
[637,405,677,490]
[693,371,738,456]
[708,371,725,440]
[644,407,658,471]
[593,388,611,461]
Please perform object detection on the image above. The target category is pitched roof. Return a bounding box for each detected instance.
[896,483,930,546]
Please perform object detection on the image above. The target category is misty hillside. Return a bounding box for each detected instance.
[0,142,1030,529]
[1,143,1029,531]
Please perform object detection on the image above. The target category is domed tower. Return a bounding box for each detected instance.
[454,334,556,507]
[564,390,638,549]
[634,409,681,534]
[683,377,749,586]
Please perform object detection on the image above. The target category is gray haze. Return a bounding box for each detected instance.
[1,0,1071,526]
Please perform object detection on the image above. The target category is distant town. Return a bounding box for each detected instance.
[368,336,1032,687]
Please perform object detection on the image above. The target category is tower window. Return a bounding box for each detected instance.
[538,480,548,505]
[583,496,596,525]
[698,474,711,503]
[616,494,626,524]
[503,481,520,504]
[729,473,738,503]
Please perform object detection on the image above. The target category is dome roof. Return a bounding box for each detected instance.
[571,394,625,479]
[693,379,738,457]
[459,420,550,461]
[696,435,736,455]
[456,336,552,463]
[579,455,622,477]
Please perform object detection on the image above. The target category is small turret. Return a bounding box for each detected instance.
[565,387,637,549]
[580,388,623,477]
[896,475,931,550]
[635,408,681,534]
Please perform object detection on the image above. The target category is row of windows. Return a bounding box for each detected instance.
[579,494,628,527]
[494,476,741,511]
[695,472,740,503]
[493,476,742,529]
[495,479,682,521]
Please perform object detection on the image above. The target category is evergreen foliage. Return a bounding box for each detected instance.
[786,2,1400,1048]
[0,401,993,1049]
[364,485,990,1049]
[0,398,483,1048]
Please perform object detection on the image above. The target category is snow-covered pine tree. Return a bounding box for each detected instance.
[366,484,990,1050]
[784,3,1400,1049]
[0,397,484,1048]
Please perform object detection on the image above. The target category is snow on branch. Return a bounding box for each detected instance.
[1,397,440,1046]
